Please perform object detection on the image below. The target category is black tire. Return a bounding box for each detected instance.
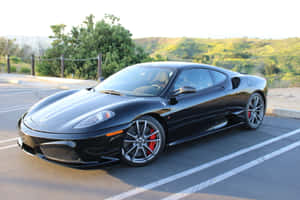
[244,92,265,129]
[120,115,166,167]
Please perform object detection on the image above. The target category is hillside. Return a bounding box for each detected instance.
[134,37,300,87]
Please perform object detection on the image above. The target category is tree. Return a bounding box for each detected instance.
[0,37,20,56]
[37,14,150,79]
[17,44,34,58]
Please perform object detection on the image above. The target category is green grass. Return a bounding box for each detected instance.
[0,57,32,74]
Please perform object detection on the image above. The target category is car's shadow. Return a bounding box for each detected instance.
[91,125,262,198]
[9,122,267,199]
[10,117,299,199]
[82,124,259,183]
[73,125,250,170]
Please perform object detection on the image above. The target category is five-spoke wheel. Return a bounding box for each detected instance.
[120,116,166,166]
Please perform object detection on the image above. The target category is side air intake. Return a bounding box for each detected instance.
[231,77,240,89]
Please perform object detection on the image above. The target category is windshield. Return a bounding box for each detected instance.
[95,66,175,96]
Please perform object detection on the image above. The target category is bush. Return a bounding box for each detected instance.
[20,67,31,74]
[39,14,149,79]
[10,66,17,72]
[37,60,61,77]
[11,56,21,64]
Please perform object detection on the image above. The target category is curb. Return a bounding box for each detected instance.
[266,108,300,119]
[0,79,22,84]
[0,73,97,85]
[0,76,97,90]
[0,79,84,90]
[35,76,96,84]
[57,86,72,90]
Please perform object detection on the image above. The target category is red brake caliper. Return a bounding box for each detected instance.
[147,128,156,155]
[248,111,251,118]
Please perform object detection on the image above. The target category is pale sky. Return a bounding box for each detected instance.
[1,0,300,39]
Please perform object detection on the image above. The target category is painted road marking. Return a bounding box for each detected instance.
[0,92,38,96]
[0,89,32,92]
[0,104,31,110]
[0,89,58,96]
[0,144,18,150]
[0,137,18,144]
[0,104,32,114]
[0,106,30,114]
[0,88,42,92]
[0,88,57,92]
[162,139,300,200]
[105,128,300,200]
[0,104,32,110]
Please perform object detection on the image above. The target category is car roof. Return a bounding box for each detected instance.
[133,61,239,76]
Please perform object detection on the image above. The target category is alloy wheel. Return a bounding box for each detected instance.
[247,93,265,128]
[121,119,162,164]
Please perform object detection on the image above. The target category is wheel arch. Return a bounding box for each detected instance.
[253,90,267,113]
[144,113,169,140]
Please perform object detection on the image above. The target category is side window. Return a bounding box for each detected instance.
[173,69,214,91]
[211,70,227,85]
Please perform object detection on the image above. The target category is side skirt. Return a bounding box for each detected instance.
[167,121,245,147]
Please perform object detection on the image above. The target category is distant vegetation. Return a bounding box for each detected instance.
[1,15,300,87]
[0,36,34,58]
[135,37,300,87]
[37,14,151,79]
[0,37,32,73]
[0,56,31,74]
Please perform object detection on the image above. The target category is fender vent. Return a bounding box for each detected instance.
[231,77,240,89]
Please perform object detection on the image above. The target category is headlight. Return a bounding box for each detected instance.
[74,111,115,129]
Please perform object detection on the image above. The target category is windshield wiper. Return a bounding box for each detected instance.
[100,89,122,96]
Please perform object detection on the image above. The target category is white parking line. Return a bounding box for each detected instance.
[0,88,58,96]
[0,104,32,114]
[0,106,29,114]
[0,88,57,92]
[105,128,300,200]
[0,104,31,109]
[162,139,300,200]
[0,137,18,144]
[0,92,36,96]
[0,89,32,92]
[0,144,18,150]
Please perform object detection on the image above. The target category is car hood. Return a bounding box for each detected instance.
[24,90,139,133]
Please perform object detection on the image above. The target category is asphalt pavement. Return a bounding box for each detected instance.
[0,83,300,200]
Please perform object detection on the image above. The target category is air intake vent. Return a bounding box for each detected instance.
[231,77,240,89]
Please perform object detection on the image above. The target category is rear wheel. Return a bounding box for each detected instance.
[120,116,166,167]
[244,93,265,129]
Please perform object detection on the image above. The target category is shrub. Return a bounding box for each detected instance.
[11,56,21,64]
[10,66,17,72]
[20,67,31,74]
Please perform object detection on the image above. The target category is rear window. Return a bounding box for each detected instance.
[211,71,227,85]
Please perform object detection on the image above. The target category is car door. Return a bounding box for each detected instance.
[166,68,229,140]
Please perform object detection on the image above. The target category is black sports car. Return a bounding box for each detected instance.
[18,62,267,167]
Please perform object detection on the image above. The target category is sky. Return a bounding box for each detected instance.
[1,0,300,39]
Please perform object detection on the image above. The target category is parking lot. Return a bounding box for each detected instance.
[0,83,300,200]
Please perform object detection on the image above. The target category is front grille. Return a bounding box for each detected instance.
[40,144,80,163]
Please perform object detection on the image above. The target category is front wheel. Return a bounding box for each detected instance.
[244,92,265,129]
[120,116,166,167]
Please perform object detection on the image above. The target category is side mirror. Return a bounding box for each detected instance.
[168,86,196,105]
[173,86,196,96]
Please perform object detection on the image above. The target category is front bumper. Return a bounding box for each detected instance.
[18,119,130,167]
